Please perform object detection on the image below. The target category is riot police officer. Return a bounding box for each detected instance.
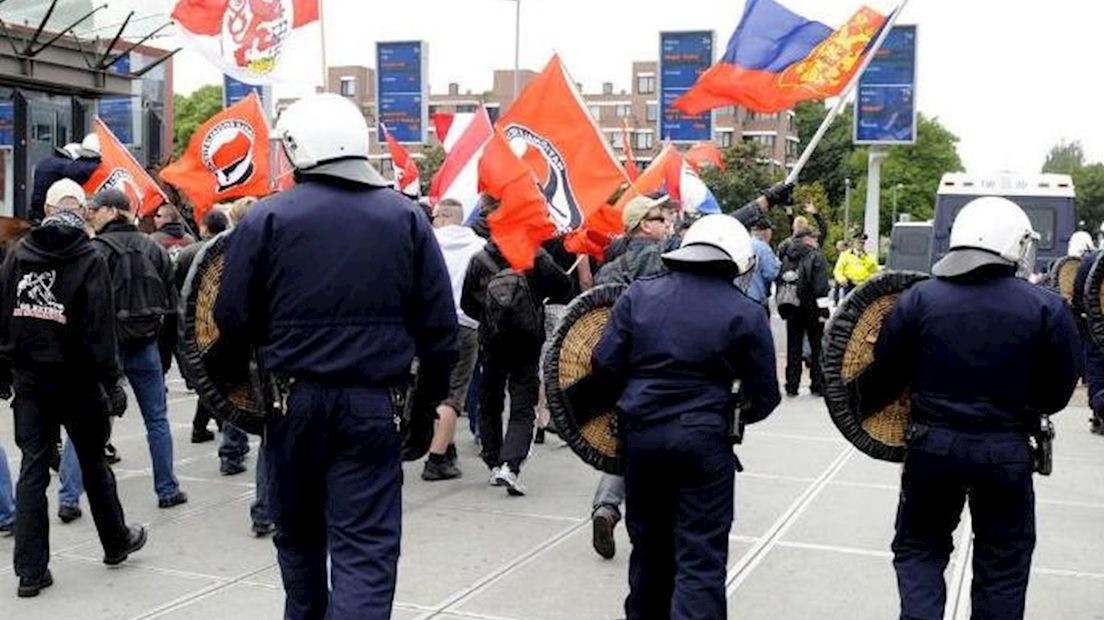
[866,197,1080,619]
[592,215,781,620]
[214,94,458,620]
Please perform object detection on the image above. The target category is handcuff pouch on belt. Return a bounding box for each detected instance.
[1029,415,1054,476]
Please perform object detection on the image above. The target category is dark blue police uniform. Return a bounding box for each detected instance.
[593,270,780,620]
[215,177,458,620]
[1071,251,1104,427]
[868,265,1080,620]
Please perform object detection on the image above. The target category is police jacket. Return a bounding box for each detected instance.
[460,242,572,340]
[869,265,1080,432]
[0,224,120,389]
[833,249,879,286]
[94,220,178,323]
[592,269,781,428]
[29,154,99,222]
[594,237,666,286]
[779,240,831,310]
[213,177,459,398]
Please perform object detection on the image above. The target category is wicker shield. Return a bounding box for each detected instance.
[1085,254,1104,349]
[822,271,929,462]
[544,284,628,475]
[178,232,268,435]
[1047,255,1081,304]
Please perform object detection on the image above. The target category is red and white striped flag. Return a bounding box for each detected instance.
[429,107,493,222]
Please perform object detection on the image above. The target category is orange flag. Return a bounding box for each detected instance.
[160,92,271,222]
[83,118,167,217]
[478,129,556,271]
[496,55,629,258]
[686,142,726,173]
[617,144,683,209]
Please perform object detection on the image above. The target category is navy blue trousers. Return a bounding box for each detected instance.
[893,428,1035,620]
[266,383,403,620]
[623,414,735,620]
[1083,335,1104,414]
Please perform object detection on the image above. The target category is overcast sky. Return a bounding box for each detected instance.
[105,0,1104,173]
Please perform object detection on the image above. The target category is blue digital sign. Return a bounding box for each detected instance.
[376,41,427,143]
[0,101,11,147]
[224,75,265,109]
[100,53,133,144]
[659,31,713,143]
[855,25,917,144]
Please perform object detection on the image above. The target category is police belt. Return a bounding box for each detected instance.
[904,419,1054,476]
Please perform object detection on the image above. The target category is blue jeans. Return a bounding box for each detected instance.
[0,443,14,527]
[59,340,180,503]
[221,423,272,526]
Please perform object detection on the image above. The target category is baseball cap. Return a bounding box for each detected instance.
[89,188,131,212]
[45,179,86,207]
[622,194,668,232]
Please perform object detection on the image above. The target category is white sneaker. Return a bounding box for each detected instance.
[489,465,506,487]
[497,467,527,497]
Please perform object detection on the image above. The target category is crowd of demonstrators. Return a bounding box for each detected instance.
[0,180,155,596]
[461,205,572,496]
[833,232,880,295]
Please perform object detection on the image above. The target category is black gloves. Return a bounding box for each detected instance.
[98,381,128,417]
[0,383,11,401]
[763,182,795,208]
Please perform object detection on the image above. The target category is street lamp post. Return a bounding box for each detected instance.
[892,183,903,225]
[508,0,521,101]
[844,178,852,241]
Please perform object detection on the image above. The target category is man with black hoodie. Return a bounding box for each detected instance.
[778,229,831,396]
[461,228,571,496]
[0,210,146,597]
[150,204,197,258]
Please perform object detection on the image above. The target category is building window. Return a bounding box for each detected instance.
[635,132,653,151]
[616,104,632,118]
[717,106,736,116]
[646,103,658,122]
[340,77,357,97]
[589,105,602,121]
[457,104,477,113]
[718,131,733,148]
[743,134,776,152]
[637,75,656,94]
[610,132,624,149]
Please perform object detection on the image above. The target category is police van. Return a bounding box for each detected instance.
[931,173,1076,275]
[887,221,933,272]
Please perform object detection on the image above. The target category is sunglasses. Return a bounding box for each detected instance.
[642,216,666,223]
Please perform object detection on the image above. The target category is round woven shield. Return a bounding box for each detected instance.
[1085,254,1104,349]
[822,271,929,462]
[1047,255,1081,304]
[178,232,267,435]
[543,284,628,475]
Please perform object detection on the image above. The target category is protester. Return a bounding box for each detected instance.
[461,208,571,496]
[28,134,100,223]
[150,204,197,256]
[862,197,1080,619]
[58,188,187,515]
[833,233,879,295]
[588,194,672,560]
[0,208,147,597]
[214,93,458,619]
[777,229,830,396]
[417,198,486,481]
[742,218,782,310]
[1071,249,1104,434]
[174,208,231,443]
[592,214,780,619]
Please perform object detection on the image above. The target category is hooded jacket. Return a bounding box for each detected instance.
[0,224,120,389]
[433,225,487,329]
[29,154,99,222]
[595,236,667,286]
[779,239,830,310]
[150,221,197,254]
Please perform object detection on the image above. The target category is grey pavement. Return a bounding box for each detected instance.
[0,369,1102,620]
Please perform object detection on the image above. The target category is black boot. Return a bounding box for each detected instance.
[104,526,147,566]
[17,570,53,598]
[591,504,620,560]
[422,452,461,481]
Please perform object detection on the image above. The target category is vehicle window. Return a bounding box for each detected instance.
[897,231,931,255]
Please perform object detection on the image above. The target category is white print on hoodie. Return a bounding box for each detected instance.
[433,225,487,329]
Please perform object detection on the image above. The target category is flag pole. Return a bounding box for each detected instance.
[785,0,911,185]
[318,0,328,91]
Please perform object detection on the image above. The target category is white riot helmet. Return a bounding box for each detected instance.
[661,214,756,275]
[274,93,387,186]
[932,196,1039,278]
[1068,230,1095,257]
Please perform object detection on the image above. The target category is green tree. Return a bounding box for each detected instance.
[172,85,223,157]
[700,141,776,213]
[1042,140,1085,175]
[1073,163,1104,232]
[415,145,445,196]
[793,101,855,209]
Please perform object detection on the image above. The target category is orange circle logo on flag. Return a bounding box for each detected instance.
[201,119,257,192]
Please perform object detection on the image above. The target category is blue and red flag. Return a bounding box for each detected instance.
[675,0,888,115]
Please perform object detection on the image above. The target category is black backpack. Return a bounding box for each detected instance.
[776,250,810,317]
[97,235,170,343]
[478,252,542,341]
